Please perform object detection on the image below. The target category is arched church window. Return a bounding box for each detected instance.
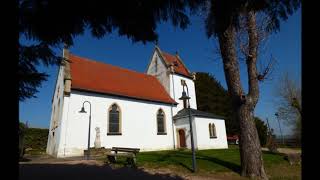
[210,123,217,138]
[157,109,167,135]
[108,103,121,135]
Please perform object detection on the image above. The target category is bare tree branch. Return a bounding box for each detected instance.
[274,72,301,127]
[237,12,276,83]
[257,55,277,81]
[246,11,260,107]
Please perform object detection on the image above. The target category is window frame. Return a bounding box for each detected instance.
[107,103,122,135]
[209,123,217,139]
[155,57,158,73]
[156,108,167,135]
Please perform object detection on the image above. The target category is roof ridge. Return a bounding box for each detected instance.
[69,53,154,78]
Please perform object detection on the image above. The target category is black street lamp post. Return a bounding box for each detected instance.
[179,83,197,172]
[79,101,92,160]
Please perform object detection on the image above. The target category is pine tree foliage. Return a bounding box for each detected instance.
[18,0,206,101]
[195,72,238,135]
[195,72,268,146]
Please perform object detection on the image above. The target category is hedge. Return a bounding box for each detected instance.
[23,128,49,151]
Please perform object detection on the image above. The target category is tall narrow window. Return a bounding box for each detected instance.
[155,58,158,73]
[209,123,217,138]
[57,85,60,99]
[51,106,55,131]
[56,98,60,128]
[108,104,121,135]
[157,109,166,135]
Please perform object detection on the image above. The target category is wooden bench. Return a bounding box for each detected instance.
[106,147,140,167]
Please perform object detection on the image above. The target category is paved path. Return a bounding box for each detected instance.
[20,160,232,180]
[20,160,184,180]
[19,155,238,180]
[21,154,88,163]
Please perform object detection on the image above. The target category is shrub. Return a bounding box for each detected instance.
[254,117,268,146]
[23,128,49,151]
[19,122,27,158]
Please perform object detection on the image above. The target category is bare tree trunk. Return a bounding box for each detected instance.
[217,11,268,179]
[238,105,267,179]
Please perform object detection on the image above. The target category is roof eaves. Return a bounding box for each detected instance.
[175,54,191,75]
[156,47,171,68]
[71,87,178,105]
[173,72,194,79]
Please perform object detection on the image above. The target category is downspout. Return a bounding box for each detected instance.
[169,64,176,149]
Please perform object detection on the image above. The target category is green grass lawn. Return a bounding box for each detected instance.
[109,145,300,179]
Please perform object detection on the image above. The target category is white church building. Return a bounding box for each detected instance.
[46,46,228,157]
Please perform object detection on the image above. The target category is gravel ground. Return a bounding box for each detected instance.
[19,155,242,180]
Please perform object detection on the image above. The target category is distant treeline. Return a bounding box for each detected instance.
[275,138,301,148]
[20,123,49,151]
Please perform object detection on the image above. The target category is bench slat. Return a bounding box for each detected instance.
[112,147,140,150]
[111,147,140,153]
[107,153,134,157]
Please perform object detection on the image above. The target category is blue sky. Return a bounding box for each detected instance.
[19,9,301,136]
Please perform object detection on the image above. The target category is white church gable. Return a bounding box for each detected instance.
[146,48,171,94]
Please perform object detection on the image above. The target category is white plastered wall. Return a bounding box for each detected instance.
[46,65,65,157]
[194,117,228,149]
[174,117,197,149]
[56,90,176,157]
[169,74,197,115]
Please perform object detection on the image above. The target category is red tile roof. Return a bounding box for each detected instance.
[69,54,177,104]
[161,52,192,78]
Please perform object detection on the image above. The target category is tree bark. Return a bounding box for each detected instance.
[217,12,268,179]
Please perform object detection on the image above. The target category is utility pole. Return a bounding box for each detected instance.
[275,113,284,145]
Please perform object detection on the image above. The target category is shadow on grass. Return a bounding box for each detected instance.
[170,159,194,172]
[196,155,241,174]
[150,152,240,173]
[19,163,184,180]
[142,152,194,172]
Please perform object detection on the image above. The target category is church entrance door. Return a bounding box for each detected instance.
[178,129,186,148]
